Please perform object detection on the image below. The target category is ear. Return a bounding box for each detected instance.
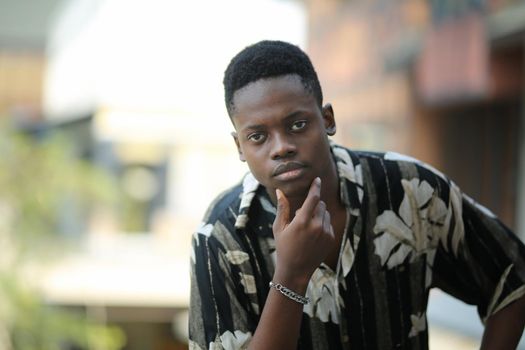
[322,103,336,136]
[231,131,246,162]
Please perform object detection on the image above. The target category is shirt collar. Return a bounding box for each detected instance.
[234,142,364,229]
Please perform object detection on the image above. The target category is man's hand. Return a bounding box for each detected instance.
[248,178,336,349]
[272,177,336,289]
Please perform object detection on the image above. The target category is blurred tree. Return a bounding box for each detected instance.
[0,123,125,350]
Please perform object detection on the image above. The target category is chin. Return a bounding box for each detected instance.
[278,180,311,199]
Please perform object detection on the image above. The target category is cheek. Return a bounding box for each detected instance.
[245,162,270,186]
[244,153,267,175]
[244,155,273,183]
[302,132,329,149]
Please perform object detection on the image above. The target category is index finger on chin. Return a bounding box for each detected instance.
[299,177,321,215]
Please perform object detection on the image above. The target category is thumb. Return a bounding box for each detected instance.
[273,189,290,234]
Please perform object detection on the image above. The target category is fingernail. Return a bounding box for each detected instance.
[276,189,282,201]
[315,177,321,185]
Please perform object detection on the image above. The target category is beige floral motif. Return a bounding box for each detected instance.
[341,237,359,277]
[382,152,466,256]
[191,222,214,264]
[236,173,259,228]
[188,340,203,350]
[333,146,364,202]
[239,273,257,294]
[218,330,252,350]
[408,312,426,337]
[373,179,454,286]
[384,151,447,182]
[225,251,250,265]
[441,182,464,256]
[303,268,343,324]
[196,223,214,237]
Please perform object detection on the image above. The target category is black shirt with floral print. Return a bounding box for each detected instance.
[189,143,525,350]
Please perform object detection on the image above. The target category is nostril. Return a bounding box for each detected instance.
[270,136,296,159]
[272,150,296,161]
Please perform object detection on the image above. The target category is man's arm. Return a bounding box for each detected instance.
[428,178,525,350]
[481,295,525,350]
[248,178,335,349]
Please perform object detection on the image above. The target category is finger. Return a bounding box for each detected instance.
[313,200,326,222]
[323,210,333,237]
[299,177,321,216]
[273,188,290,234]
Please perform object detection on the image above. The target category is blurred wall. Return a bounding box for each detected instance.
[39,1,308,348]
[0,0,62,122]
[306,0,525,236]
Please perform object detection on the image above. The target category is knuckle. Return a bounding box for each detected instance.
[295,217,307,228]
[311,220,323,232]
[310,193,320,202]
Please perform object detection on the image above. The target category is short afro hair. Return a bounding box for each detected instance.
[223,40,323,116]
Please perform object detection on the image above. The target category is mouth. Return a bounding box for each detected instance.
[272,161,306,181]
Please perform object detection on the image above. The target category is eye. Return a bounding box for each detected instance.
[290,120,307,131]
[247,132,266,143]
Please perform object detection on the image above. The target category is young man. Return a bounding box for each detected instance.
[189,40,525,349]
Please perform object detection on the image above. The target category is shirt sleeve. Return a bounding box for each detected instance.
[431,182,525,323]
[189,222,255,350]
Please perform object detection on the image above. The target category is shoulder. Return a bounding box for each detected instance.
[191,181,245,262]
[352,149,450,185]
[201,180,244,229]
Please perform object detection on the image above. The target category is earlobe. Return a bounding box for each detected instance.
[326,124,337,136]
[231,131,246,162]
[322,103,336,136]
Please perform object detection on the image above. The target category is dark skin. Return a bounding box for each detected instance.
[231,74,346,349]
[231,74,347,272]
[481,295,525,349]
[230,74,525,349]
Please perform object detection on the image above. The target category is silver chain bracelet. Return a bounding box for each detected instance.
[269,281,310,305]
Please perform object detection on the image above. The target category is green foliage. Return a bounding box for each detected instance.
[2,274,125,350]
[0,125,125,350]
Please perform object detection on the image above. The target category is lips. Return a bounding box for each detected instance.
[272,161,306,178]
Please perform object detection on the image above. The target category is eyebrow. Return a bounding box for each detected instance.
[241,110,307,133]
[240,124,265,133]
[282,110,306,122]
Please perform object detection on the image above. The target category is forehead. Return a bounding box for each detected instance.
[231,75,315,122]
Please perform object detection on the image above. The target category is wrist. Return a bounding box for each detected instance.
[269,281,310,305]
[272,268,311,295]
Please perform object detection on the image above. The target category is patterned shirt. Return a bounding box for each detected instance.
[189,143,525,349]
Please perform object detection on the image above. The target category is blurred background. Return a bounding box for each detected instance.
[0,0,524,349]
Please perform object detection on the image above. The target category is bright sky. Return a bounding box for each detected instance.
[44,0,306,125]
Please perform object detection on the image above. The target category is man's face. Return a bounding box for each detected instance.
[230,74,336,200]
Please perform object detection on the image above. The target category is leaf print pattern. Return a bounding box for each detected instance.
[239,273,257,294]
[189,144,525,350]
[408,312,427,337]
[341,236,359,277]
[225,251,250,265]
[384,151,447,182]
[235,173,259,228]
[197,223,214,237]
[333,145,364,206]
[188,340,203,350]
[220,330,252,349]
[208,330,252,350]
[304,267,343,324]
[439,181,464,256]
[373,179,451,288]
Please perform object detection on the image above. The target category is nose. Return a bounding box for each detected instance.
[270,133,296,160]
